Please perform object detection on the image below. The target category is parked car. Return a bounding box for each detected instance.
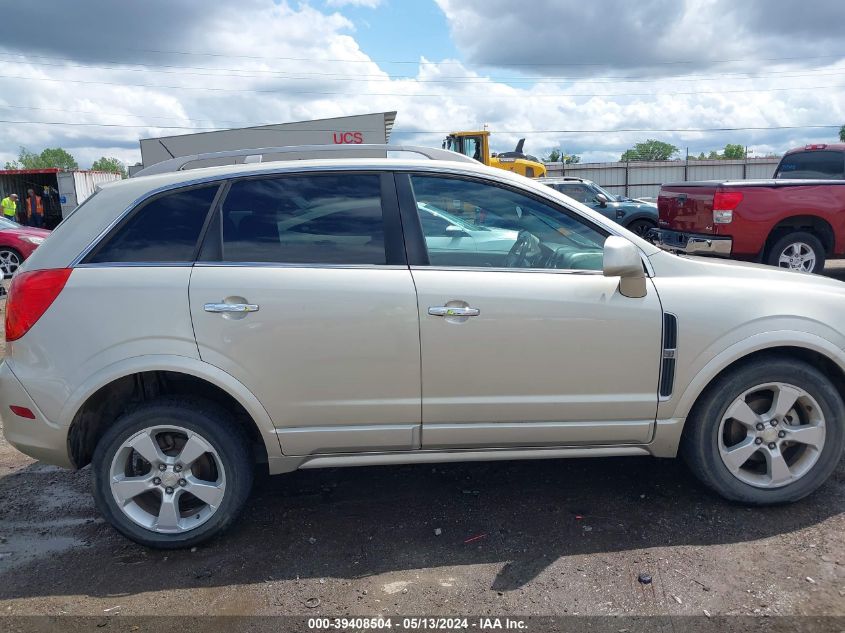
[543,177,658,237]
[2,145,844,549]
[0,216,50,277]
[656,144,845,273]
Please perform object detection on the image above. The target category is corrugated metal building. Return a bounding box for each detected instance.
[545,157,781,198]
[134,111,397,173]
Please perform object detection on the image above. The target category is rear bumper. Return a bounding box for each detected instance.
[0,360,73,468]
[656,229,732,256]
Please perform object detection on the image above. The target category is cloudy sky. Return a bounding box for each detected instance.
[0,0,843,168]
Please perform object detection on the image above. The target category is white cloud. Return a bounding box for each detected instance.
[325,0,383,8]
[0,0,842,170]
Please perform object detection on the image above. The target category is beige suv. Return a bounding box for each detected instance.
[1,146,843,548]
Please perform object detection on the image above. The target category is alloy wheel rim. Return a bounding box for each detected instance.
[0,250,20,276]
[777,242,816,272]
[718,382,826,489]
[109,425,226,534]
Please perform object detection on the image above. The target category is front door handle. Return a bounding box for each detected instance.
[204,302,259,313]
[428,306,480,317]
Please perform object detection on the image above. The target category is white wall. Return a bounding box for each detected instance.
[545,158,781,198]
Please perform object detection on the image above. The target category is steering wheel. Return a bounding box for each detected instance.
[504,230,536,268]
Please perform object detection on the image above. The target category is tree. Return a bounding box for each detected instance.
[544,149,563,162]
[543,149,581,165]
[722,144,746,160]
[620,140,678,161]
[91,156,127,178]
[543,149,580,164]
[840,124,845,142]
[4,146,78,170]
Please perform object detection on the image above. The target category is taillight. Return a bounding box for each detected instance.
[804,144,827,150]
[5,269,72,342]
[713,191,743,224]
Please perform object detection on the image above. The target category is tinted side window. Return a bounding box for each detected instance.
[88,185,218,263]
[220,175,385,264]
[775,151,845,179]
[411,175,607,271]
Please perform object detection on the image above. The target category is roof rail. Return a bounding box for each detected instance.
[132,144,476,177]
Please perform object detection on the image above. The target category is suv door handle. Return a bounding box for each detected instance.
[204,303,259,313]
[428,306,480,317]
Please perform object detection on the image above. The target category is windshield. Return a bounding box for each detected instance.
[0,217,20,230]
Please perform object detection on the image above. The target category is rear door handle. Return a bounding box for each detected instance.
[428,306,480,317]
[204,303,259,313]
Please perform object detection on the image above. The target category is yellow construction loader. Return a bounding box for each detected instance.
[443,130,547,178]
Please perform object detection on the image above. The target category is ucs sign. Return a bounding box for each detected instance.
[332,132,364,144]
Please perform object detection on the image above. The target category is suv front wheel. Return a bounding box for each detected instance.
[682,358,844,504]
[92,397,253,548]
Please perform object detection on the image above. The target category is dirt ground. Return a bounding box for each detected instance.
[0,269,844,624]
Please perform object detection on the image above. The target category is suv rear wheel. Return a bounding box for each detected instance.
[681,358,844,504]
[92,397,253,548]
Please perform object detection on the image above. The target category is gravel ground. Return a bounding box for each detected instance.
[0,269,844,624]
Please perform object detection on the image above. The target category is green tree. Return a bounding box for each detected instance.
[620,139,679,161]
[4,146,78,170]
[840,124,845,142]
[722,144,746,160]
[543,150,580,164]
[91,156,127,178]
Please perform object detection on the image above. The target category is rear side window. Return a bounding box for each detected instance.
[218,174,386,264]
[87,185,218,263]
[775,151,845,179]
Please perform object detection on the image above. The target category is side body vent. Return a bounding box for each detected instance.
[659,313,678,398]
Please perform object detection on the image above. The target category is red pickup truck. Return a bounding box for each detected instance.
[657,144,845,273]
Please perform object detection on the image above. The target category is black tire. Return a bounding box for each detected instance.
[92,397,253,549]
[626,219,657,240]
[765,231,826,274]
[681,357,845,505]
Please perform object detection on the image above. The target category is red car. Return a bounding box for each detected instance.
[657,144,845,274]
[0,216,50,278]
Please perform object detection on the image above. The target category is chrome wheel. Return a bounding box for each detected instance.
[109,425,226,534]
[0,249,21,276]
[718,382,826,488]
[777,242,816,272]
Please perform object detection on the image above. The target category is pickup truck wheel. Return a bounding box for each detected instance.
[92,397,253,549]
[766,232,825,274]
[681,358,845,504]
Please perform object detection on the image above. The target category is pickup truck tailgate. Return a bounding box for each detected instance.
[658,185,715,233]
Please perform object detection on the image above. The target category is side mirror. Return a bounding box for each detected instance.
[603,236,646,298]
[445,225,470,238]
[595,193,609,207]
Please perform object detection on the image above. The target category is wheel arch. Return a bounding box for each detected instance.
[764,215,834,257]
[658,332,845,449]
[623,213,658,228]
[64,355,281,469]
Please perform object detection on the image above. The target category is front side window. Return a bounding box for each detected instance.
[219,174,385,264]
[411,175,607,271]
[88,185,218,263]
[775,151,845,179]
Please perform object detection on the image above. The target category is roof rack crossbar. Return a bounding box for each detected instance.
[132,144,476,177]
